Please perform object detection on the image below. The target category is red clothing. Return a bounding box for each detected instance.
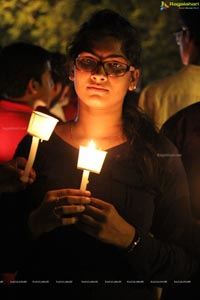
[62,97,78,121]
[0,100,32,163]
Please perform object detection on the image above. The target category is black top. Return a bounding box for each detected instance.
[1,131,199,298]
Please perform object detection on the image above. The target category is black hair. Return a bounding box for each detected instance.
[66,9,141,68]
[0,42,51,98]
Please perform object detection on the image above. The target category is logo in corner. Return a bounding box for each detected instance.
[160,1,170,10]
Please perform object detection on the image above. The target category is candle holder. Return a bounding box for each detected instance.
[77,140,107,190]
[20,111,58,183]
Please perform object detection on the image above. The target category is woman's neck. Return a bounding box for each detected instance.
[70,123,126,150]
[73,105,123,138]
[55,101,128,149]
[56,106,127,150]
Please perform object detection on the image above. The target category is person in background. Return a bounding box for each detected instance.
[4,9,200,298]
[49,51,78,122]
[138,9,200,130]
[160,103,200,299]
[161,102,200,221]
[0,41,54,284]
[0,42,54,163]
[0,157,36,193]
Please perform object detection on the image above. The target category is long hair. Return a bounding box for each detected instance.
[122,92,161,179]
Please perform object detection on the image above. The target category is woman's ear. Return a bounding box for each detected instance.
[69,62,75,81]
[69,70,74,81]
[128,69,140,91]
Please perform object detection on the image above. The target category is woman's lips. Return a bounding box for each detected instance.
[87,86,108,92]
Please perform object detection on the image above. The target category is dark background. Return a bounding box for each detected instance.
[0,0,182,89]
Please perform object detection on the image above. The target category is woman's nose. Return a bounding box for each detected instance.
[91,64,107,82]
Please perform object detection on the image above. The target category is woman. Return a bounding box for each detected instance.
[10,9,199,299]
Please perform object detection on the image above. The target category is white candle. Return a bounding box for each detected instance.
[80,170,90,191]
[20,111,58,183]
[77,140,107,190]
[27,111,59,141]
[20,136,39,183]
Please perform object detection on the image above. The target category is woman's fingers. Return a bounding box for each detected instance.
[54,204,86,216]
[29,189,92,237]
[51,188,91,199]
[45,189,92,207]
[83,204,106,222]
[56,196,91,206]
[53,204,87,227]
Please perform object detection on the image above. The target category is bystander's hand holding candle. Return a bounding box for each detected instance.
[0,157,36,193]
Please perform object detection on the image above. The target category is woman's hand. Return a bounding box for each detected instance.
[28,188,91,238]
[76,197,135,249]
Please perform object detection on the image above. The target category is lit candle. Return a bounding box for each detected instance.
[77,140,107,190]
[21,111,58,183]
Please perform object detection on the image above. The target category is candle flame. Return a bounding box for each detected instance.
[77,139,107,174]
[88,140,95,149]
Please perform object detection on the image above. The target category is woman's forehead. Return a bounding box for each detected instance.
[80,36,125,58]
[91,36,122,50]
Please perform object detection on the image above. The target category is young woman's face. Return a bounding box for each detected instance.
[71,36,140,111]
